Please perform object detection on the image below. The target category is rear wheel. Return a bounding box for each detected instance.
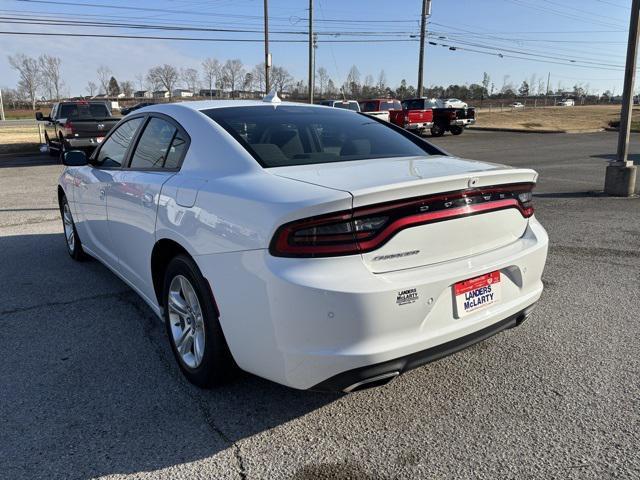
[60,196,85,260]
[163,254,235,388]
[450,126,464,135]
[58,136,67,163]
[430,124,445,137]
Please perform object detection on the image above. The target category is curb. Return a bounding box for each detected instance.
[605,127,640,133]
[468,126,606,134]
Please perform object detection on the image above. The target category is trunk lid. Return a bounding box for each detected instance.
[272,155,537,272]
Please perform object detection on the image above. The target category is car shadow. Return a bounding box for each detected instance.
[590,152,640,165]
[0,152,60,168]
[0,232,338,479]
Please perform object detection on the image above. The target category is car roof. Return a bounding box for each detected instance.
[159,99,333,112]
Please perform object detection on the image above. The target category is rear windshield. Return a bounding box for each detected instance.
[380,100,402,111]
[204,106,438,168]
[333,101,359,111]
[59,103,110,119]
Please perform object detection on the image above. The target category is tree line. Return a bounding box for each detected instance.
[3,52,611,110]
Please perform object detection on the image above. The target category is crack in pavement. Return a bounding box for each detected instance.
[117,292,249,480]
[0,290,130,316]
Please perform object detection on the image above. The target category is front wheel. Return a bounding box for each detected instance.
[163,255,235,388]
[450,126,464,135]
[60,196,85,260]
[430,124,445,137]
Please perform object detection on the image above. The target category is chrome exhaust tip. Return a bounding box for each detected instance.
[342,371,400,393]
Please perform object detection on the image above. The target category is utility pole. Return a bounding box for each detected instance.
[546,72,550,96]
[417,0,432,98]
[604,0,639,196]
[308,0,314,104]
[0,88,5,121]
[264,0,271,94]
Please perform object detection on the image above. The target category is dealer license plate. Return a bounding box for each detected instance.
[454,271,501,318]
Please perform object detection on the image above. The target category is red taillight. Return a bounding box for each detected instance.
[270,183,535,258]
[63,120,75,135]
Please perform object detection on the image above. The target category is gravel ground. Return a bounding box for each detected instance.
[0,131,638,479]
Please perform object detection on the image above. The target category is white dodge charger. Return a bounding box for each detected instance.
[58,97,548,392]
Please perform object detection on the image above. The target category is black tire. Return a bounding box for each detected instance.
[430,124,445,137]
[60,195,85,261]
[163,254,235,388]
[450,126,464,135]
[58,137,67,164]
[45,134,58,157]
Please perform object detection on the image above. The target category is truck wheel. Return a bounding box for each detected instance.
[45,134,58,157]
[58,137,67,163]
[430,124,445,137]
[450,126,464,136]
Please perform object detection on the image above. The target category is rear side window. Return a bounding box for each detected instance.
[130,118,177,169]
[164,132,188,169]
[204,106,438,168]
[95,117,143,168]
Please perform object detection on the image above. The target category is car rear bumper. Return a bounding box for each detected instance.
[312,304,534,392]
[405,122,434,131]
[197,217,548,390]
[451,118,476,126]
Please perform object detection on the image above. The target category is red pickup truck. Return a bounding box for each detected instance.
[388,99,434,135]
[390,98,476,137]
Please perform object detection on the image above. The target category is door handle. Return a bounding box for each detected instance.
[99,188,106,200]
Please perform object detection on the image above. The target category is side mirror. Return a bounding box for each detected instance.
[63,150,88,167]
[35,112,44,121]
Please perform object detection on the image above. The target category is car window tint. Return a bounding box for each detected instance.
[164,132,188,169]
[95,117,143,168]
[204,106,438,168]
[130,118,177,169]
[60,103,110,119]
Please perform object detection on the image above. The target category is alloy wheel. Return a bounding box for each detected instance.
[167,275,206,369]
[62,202,75,252]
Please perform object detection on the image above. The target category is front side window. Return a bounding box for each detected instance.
[204,106,438,168]
[95,117,143,168]
[129,117,178,169]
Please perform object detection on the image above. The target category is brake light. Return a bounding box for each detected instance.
[63,120,75,135]
[270,183,535,257]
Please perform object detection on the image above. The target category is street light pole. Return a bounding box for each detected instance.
[308,0,314,104]
[264,0,271,94]
[604,0,639,196]
[417,0,431,98]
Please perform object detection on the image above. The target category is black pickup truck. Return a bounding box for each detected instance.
[36,101,119,159]
[399,98,476,137]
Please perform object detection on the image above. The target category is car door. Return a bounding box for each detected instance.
[107,114,190,302]
[73,116,144,265]
[45,104,58,145]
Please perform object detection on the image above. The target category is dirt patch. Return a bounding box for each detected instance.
[474,105,633,132]
[0,125,42,154]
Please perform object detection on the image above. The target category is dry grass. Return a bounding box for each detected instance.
[474,105,638,131]
[0,125,42,154]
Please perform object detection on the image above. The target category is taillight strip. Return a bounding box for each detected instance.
[356,198,523,252]
[270,183,534,258]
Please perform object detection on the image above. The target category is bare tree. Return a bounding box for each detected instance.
[8,54,41,110]
[243,72,254,91]
[377,70,387,95]
[38,54,63,100]
[120,80,134,97]
[201,58,220,97]
[222,59,245,98]
[86,81,97,97]
[345,65,361,98]
[97,65,112,95]
[316,67,328,97]
[181,67,199,93]
[134,73,146,91]
[270,66,293,95]
[252,63,266,94]
[147,64,179,98]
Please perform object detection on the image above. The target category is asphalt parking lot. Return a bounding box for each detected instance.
[1,130,639,479]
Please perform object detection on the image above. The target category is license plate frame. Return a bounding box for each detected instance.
[454,271,501,318]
